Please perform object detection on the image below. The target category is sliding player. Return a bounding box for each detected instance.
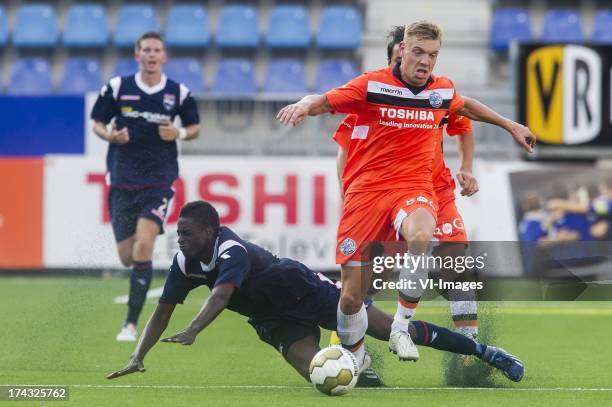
[106,201,524,383]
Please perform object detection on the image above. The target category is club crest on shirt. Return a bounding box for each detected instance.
[163,93,176,111]
[429,91,443,108]
[340,238,357,256]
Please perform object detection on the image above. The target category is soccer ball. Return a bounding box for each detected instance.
[309,346,359,396]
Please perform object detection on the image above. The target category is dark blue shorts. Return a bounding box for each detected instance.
[108,186,174,242]
[248,279,341,356]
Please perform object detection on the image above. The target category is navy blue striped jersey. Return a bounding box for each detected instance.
[160,226,323,317]
[91,73,199,187]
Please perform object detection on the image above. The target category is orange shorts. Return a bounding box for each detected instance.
[433,194,468,243]
[336,189,437,265]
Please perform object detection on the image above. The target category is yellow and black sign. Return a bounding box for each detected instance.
[518,43,611,149]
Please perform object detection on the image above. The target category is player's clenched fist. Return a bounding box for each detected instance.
[110,122,130,144]
[277,101,309,126]
[159,120,179,141]
[106,356,145,379]
[456,170,479,197]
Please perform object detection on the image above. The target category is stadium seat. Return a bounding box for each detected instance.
[216,5,260,48]
[113,58,139,77]
[12,5,58,47]
[0,6,8,46]
[58,59,102,95]
[113,4,159,47]
[540,9,583,42]
[266,5,310,48]
[212,59,257,94]
[264,59,307,93]
[316,6,362,49]
[315,59,358,93]
[166,5,210,47]
[489,8,533,51]
[7,58,53,95]
[165,58,205,94]
[592,10,612,43]
[63,4,108,47]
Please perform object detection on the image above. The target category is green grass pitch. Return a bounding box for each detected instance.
[1,276,611,406]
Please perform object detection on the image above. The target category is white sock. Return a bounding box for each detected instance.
[336,303,368,352]
[392,254,428,332]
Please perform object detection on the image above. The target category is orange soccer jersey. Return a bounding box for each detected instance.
[326,66,464,197]
[326,66,464,263]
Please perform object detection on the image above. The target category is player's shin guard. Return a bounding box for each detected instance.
[412,320,485,357]
[337,303,368,362]
[126,261,153,325]
[392,261,426,333]
[449,290,478,338]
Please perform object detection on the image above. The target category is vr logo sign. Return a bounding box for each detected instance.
[526,45,602,145]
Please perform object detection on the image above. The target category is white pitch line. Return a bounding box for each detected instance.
[18,384,612,392]
[113,286,165,304]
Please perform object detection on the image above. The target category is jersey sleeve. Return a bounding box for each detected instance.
[159,254,193,304]
[448,80,464,114]
[215,245,250,288]
[91,79,120,124]
[325,74,368,115]
[332,114,358,150]
[177,84,200,126]
[446,114,472,136]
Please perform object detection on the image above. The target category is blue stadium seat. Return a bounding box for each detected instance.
[8,59,53,95]
[114,4,159,47]
[264,59,307,93]
[0,6,8,45]
[266,5,310,48]
[113,58,139,77]
[212,59,257,94]
[489,8,533,51]
[63,4,108,47]
[315,59,358,93]
[58,59,102,94]
[165,58,205,94]
[216,5,260,48]
[166,5,210,47]
[592,10,612,43]
[316,6,362,49]
[541,9,583,42]
[12,5,58,47]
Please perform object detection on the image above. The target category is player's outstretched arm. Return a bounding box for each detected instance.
[106,302,176,379]
[457,96,536,153]
[277,95,332,126]
[456,132,479,196]
[161,284,235,346]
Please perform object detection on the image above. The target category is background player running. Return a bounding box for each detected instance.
[91,32,201,342]
[106,201,524,384]
[277,21,535,368]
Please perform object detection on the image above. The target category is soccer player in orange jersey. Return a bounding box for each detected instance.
[277,21,535,368]
[333,26,479,342]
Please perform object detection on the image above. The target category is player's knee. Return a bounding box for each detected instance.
[340,292,363,314]
[405,228,433,245]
